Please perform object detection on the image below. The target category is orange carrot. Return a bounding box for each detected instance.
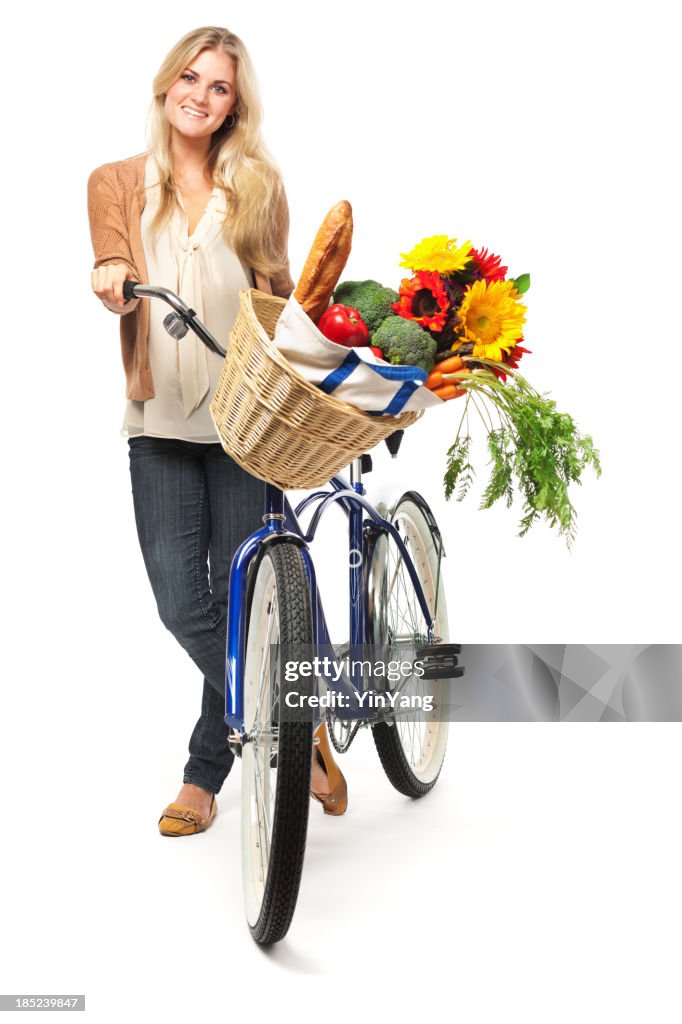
[425,370,443,390]
[432,384,458,400]
[433,382,466,401]
[435,355,464,374]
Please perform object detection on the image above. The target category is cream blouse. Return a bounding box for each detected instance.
[121,156,253,443]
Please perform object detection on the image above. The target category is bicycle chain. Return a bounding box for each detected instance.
[326,707,361,754]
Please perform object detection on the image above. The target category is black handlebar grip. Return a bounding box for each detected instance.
[123,280,139,301]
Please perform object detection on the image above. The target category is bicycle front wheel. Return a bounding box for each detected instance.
[367,493,450,797]
[241,542,313,945]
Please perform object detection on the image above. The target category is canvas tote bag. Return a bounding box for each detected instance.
[272,296,442,415]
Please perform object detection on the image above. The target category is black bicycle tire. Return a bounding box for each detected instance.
[372,719,440,797]
[370,495,449,798]
[243,542,314,945]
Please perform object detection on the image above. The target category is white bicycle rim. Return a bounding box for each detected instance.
[241,557,280,928]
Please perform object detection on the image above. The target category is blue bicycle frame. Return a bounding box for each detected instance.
[223,465,439,734]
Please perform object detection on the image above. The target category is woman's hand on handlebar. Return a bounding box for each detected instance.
[91,263,136,308]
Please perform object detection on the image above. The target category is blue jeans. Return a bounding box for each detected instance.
[128,436,265,794]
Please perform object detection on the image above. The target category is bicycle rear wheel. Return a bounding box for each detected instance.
[241,542,313,945]
[367,493,450,797]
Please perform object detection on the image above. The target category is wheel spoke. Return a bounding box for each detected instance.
[253,583,278,738]
[253,743,273,864]
[251,578,279,874]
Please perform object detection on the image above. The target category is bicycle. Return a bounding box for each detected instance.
[123,281,464,945]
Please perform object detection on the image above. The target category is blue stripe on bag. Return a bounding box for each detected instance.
[318,349,361,394]
[368,364,428,383]
[366,381,421,416]
[319,349,427,414]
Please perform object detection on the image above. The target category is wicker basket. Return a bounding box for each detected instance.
[209,289,423,490]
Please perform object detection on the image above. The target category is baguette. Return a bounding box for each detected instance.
[294,200,353,323]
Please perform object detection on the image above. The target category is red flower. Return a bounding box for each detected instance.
[392,270,451,332]
[467,246,508,283]
[506,343,531,368]
[490,341,532,380]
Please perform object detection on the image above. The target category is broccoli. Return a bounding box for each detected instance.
[333,279,399,334]
[372,317,437,373]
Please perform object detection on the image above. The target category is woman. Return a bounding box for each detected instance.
[88,26,347,835]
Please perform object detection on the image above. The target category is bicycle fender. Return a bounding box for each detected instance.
[246,530,308,591]
[259,530,308,550]
[367,484,445,558]
[396,490,445,556]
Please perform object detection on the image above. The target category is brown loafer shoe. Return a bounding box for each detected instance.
[158,794,217,836]
[310,723,348,816]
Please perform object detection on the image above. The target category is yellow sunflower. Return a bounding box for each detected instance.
[399,235,473,275]
[457,279,527,361]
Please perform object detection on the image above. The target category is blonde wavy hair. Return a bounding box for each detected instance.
[146,26,287,279]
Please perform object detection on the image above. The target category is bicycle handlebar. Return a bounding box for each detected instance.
[122,281,226,357]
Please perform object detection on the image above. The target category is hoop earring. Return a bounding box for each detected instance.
[222,113,236,130]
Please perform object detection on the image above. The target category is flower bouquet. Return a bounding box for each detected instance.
[332,235,601,545]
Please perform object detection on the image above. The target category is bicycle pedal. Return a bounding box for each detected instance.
[415,643,465,680]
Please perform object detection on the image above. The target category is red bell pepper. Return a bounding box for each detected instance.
[318,304,370,348]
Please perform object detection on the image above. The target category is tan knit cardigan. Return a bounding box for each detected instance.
[87,153,295,401]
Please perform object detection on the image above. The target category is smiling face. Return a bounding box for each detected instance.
[164,47,237,141]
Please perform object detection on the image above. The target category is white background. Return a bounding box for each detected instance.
[1,0,680,1020]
